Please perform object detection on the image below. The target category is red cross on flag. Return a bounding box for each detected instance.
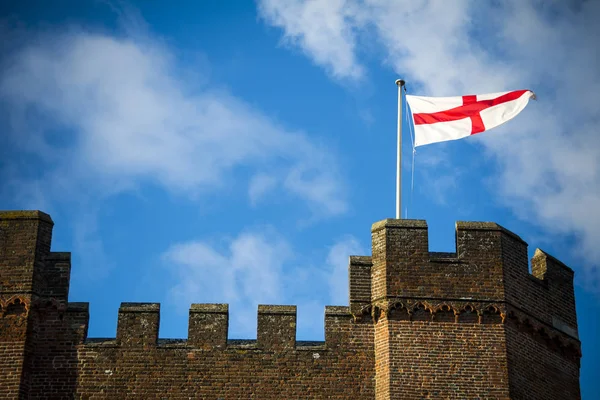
[406,90,535,147]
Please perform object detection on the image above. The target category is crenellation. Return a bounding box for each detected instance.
[532,248,576,287]
[0,210,54,295]
[349,255,372,314]
[257,304,296,350]
[45,251,71,261]
[116,302,160,348]
[0,211,582,399]
[502,242,578,336]
[371,219,428,301]
[324,305,350,315]
[38,252,71,300]
[65,302,89,343]
[455,221,507,263]
[324,306,356,348]
[188,303,228,349]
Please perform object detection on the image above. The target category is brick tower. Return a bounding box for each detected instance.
[0,211,87,398]
[365,219,580,399]
[0,211,581,399]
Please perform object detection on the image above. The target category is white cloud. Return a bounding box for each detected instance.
[258,0,365,79]
[284,163,348,216]
[326,235,363,305]
[258,0,600,291]
[0,29,347,218]
[162,229,364,339]
[0,24,349,285]
[164,230,288,301]
[162,229,289,338]
[248,173,278,206]
[70,208,115,281]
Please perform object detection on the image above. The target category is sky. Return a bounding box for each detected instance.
[0,0,598,397]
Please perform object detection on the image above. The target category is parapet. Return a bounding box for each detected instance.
[65,302,90,343]
[0,210,54,296]
[532,248,575,282]
[0,210,579,359]
[72,303,370,353]
[37,252,72,300]
[367,218,578,340]
[188,303,228,349]
[0,210,53,223]
[349,256,372,315]
[257,305,296,350]
[529,248,577,333]
[117,302,160,348]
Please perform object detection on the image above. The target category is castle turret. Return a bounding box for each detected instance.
[368,219,580,400]
[0,211,88,398]
[0,211,55,397]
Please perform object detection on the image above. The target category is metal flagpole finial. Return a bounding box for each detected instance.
[395,79,405,87]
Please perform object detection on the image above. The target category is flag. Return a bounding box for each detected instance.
[406,90,535,147]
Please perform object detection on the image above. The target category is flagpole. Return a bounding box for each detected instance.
[395,79,405,219]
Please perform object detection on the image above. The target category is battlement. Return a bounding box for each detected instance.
[364,218,578,338]
[0,210,54,296]
[0,211,579,342]
[0,211,582,399]
[58,302,364,352]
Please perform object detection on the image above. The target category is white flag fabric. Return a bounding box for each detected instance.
[406,90,535,147]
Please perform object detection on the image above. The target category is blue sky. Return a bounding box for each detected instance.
[1,0,598,397]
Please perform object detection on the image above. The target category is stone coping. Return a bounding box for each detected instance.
[67,302,89,312]
[371,219,427,232]
[370,219,527,245]
[0,210,53,223]
[456,221,526,244]
[534,248,575,273]
[119,302,160,312]
[190,303,228,313]
[349,256,372,265]
[46,252,71,261]
[258,305,296,314]
[324,306,350,316]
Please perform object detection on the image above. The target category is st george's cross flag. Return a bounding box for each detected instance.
[406,90,535,147]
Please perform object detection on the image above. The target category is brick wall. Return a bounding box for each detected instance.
[0,211,582,399]
[46,305,374,399]
[0,211,54,398]
[369,219,581,400]
[386,321,509,399]
[505,321,580,399]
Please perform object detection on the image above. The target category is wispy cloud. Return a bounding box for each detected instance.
[161,228,364,338]
[258,0,366,80]
[326,235,363,305]
[0,30,346,214]
[162,229,289,338]
[248,173,278,206]
[0,13,349,281]
[258,0,600,292]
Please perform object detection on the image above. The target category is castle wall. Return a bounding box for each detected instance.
[505,321,580,400]
[0,212,54,398]
[0,211,582,399]
[29,305,375,399]
[373,316,390,400]
[386,319,509,399]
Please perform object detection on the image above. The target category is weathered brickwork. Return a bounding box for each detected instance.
[0,211,581,399]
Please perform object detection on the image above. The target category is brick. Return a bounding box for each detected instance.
[0,211,582,399]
